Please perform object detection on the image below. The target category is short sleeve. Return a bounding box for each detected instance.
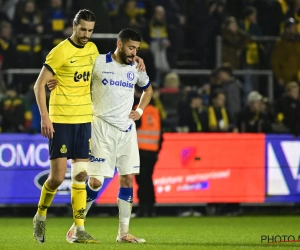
[137,71,150,90]
[44,46,65,75]
[93,43,100,55]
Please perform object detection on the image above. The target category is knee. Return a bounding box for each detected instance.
[71,162,88,184]
[74,171,87,182]
[89,176,103,190]
[48,176,65,188]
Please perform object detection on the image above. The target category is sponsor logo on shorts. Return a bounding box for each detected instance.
[60,144,67,154]
[90,155,106,162]
[133,166,140,168]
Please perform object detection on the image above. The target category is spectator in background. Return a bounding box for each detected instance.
[275,81,300,136]
[221,16,249,69]
[0,0,19,22]
[135,84,170,134]
[147,5,170,85]
[160,72,181,130]
[179,91,209,133]
[207,69,221,101]
[216,66,242,124]
[0,85,32,133]
[42,0,72,54]
[113,0,147,34]
[287,0,300,33]
[236,91,273,133]
[81,0,113,33]
[208,90,231,132]
[13,0,43,68]
[134,101,161,217]
[177,85,192,131]
[0,0,11,23]
[270,0,291,36]
[0,21,16,70]
[239,6,263,100]
[154,0,185,69]
[151,84,167,120]
[13,0,43,94]
[271,17,300,97]
[260,96,275,123]
[187,0,226,69]
[239,0,273,36]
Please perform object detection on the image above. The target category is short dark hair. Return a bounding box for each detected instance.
[73,9,96,25]
[117,28,141,43]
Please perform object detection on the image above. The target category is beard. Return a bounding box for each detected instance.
[76,35,89,46]
[119,47,134,65]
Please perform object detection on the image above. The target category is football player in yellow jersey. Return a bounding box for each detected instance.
[33,9,145,244]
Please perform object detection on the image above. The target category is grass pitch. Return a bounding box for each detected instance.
[1,216,300,249]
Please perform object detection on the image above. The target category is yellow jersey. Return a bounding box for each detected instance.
[44,38,99,123]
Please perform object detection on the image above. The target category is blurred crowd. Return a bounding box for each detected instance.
[0,0,299,137]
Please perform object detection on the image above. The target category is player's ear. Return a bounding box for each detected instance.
[117,40,122,49]
[72,21,76,32]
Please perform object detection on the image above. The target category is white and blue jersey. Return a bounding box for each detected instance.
[91,52,150,131]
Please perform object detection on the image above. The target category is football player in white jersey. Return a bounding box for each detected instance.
[68,28,152,243]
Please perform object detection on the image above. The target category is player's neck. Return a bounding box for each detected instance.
[69,35,84,47]
[112,50,122,64]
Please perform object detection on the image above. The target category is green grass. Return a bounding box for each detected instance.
[1,216,300,249]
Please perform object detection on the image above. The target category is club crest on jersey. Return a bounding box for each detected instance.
[127,71,135,81]
[89,56,93,64]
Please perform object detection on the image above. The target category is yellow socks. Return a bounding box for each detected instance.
[37,183,57,218]
[72,183,86,228]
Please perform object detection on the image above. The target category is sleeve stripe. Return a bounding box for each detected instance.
[43,63,55,75]
[140,81,150,90]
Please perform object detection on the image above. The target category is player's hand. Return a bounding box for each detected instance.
[129,110,141,121]
[47,79,58,91]
[41,115,55,139]
[134,56,146,72]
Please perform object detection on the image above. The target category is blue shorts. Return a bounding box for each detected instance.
[49,123,91,159]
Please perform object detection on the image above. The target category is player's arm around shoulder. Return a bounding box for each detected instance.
[91,54,105,81]
[133,56,146,72]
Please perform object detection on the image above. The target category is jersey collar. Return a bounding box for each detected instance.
[106,51,133,66]
[68,37,84,49]
[106,52,113,63]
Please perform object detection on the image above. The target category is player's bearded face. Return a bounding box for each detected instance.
[75,28,90,46]
[76,33,90,45]
[73,20,95,46]
[119,45,134,65]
